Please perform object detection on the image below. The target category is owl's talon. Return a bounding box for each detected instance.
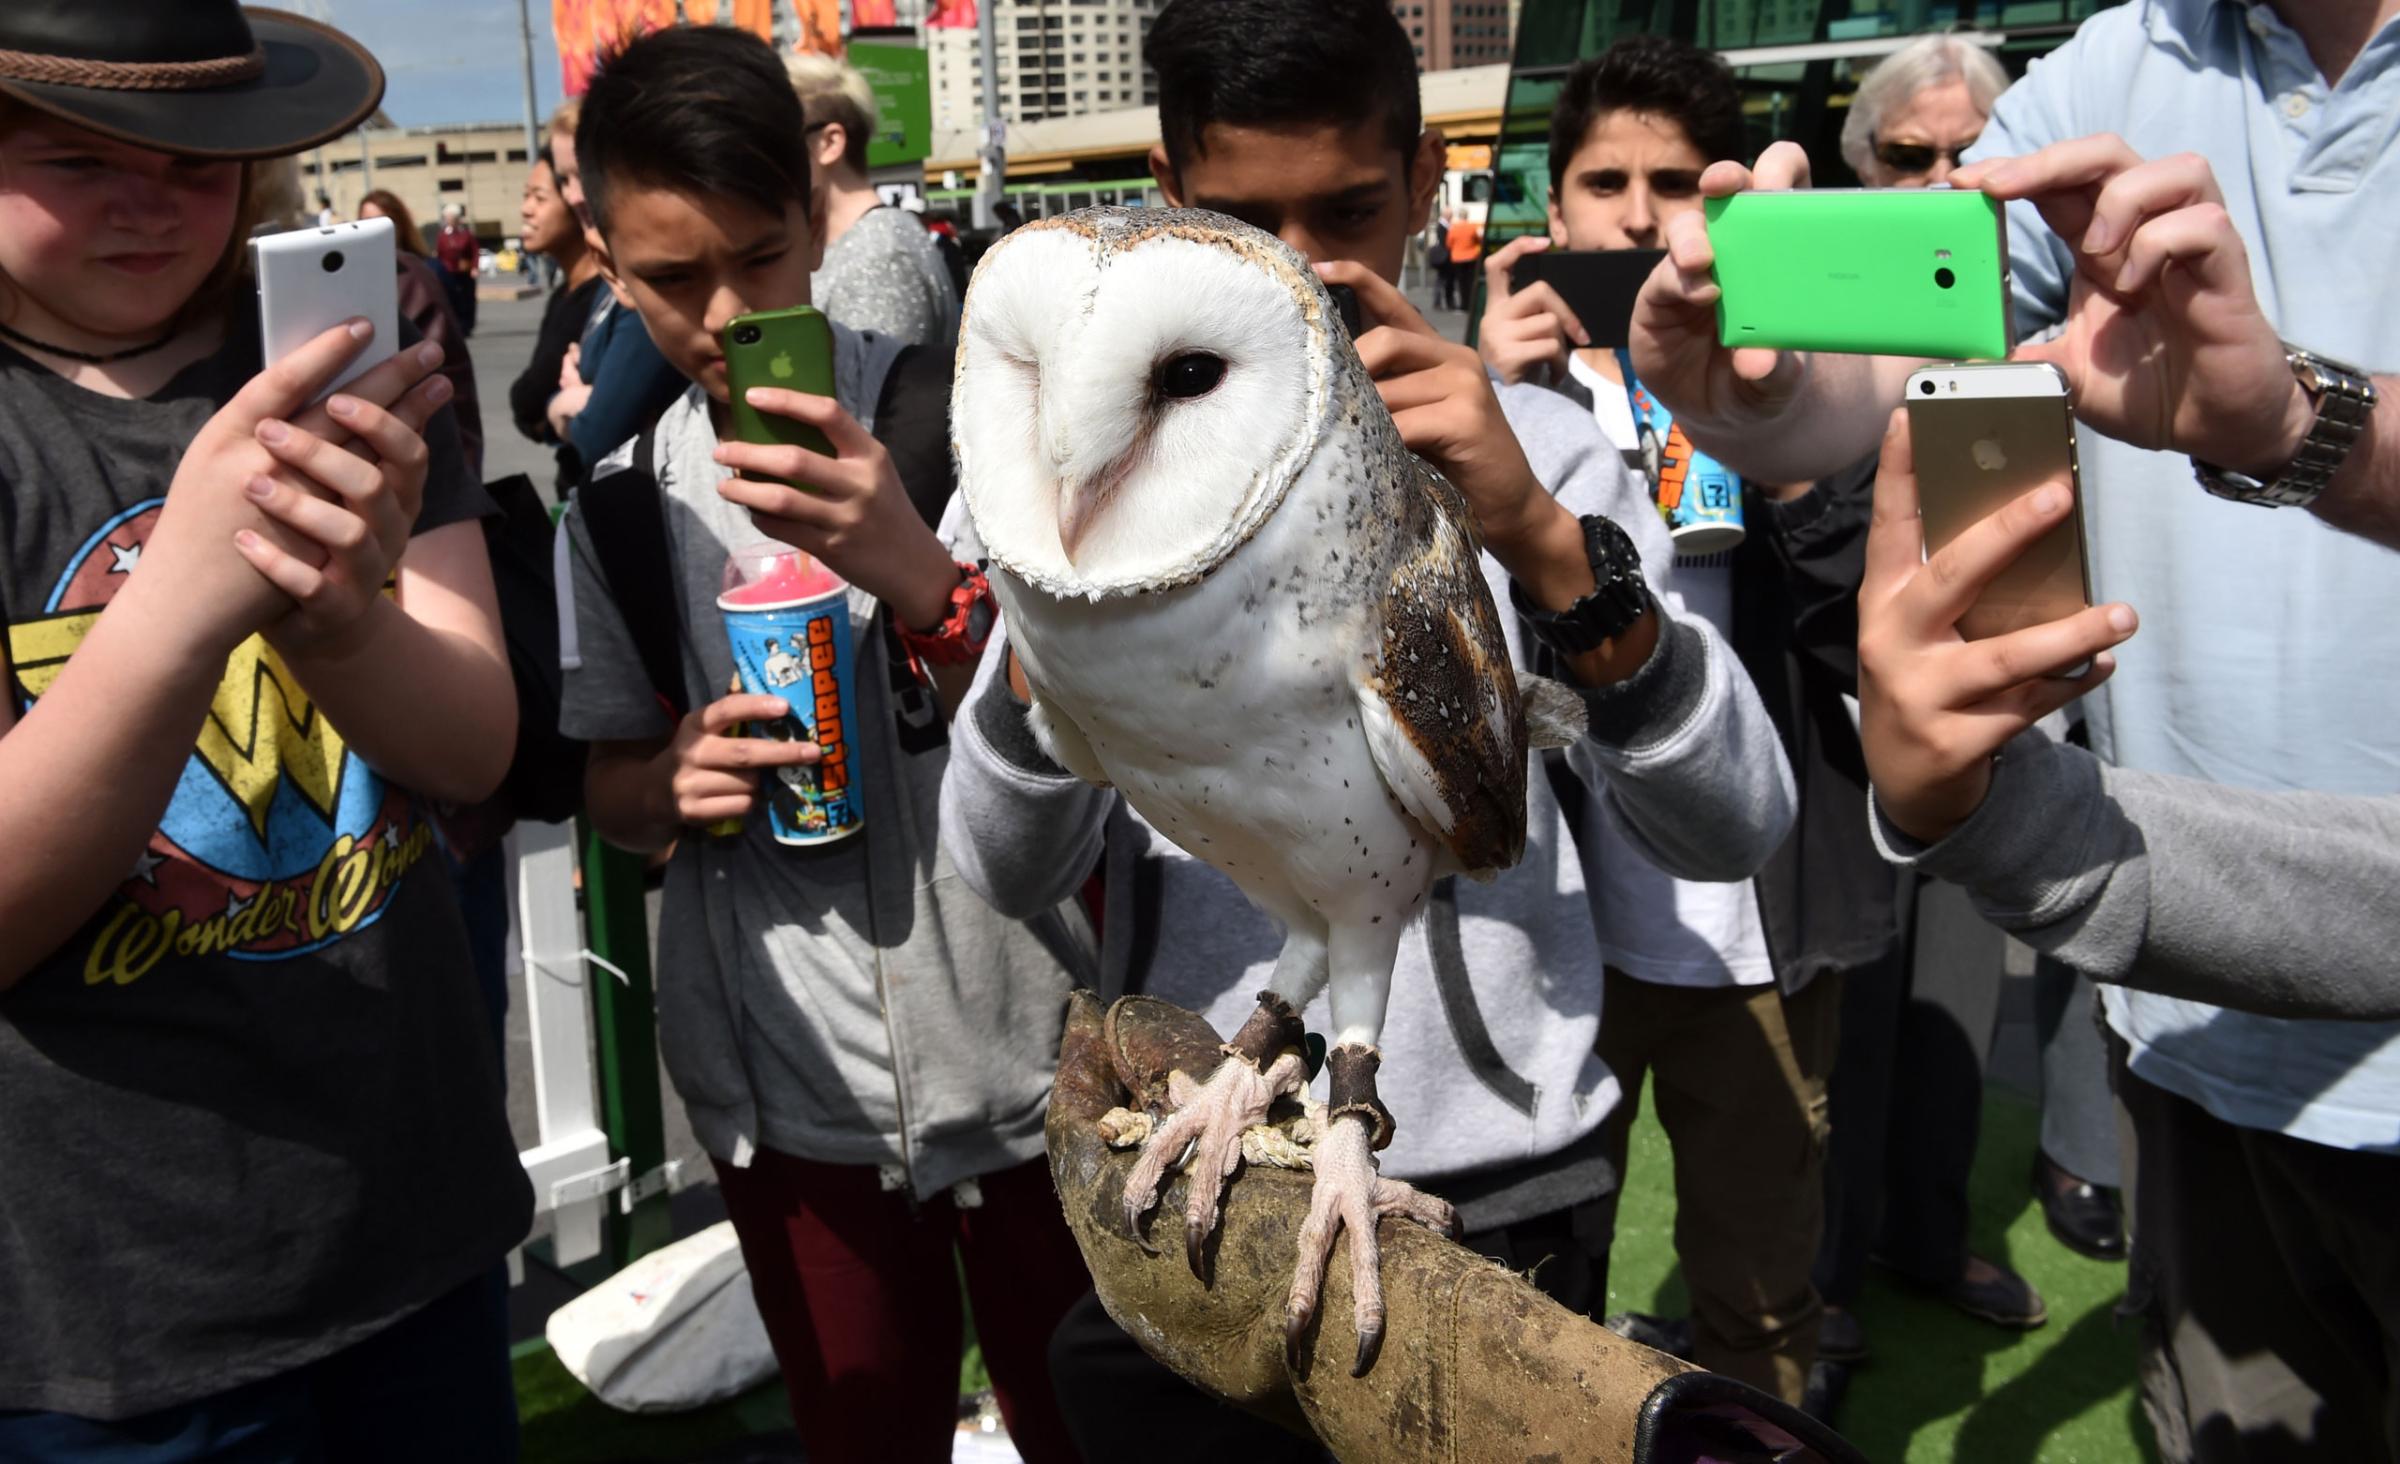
[1353,1321,1384,1379]
[1280,1047,1449,1379]
[1122,1192,1160,1255]
[1116,1003,1308,1281]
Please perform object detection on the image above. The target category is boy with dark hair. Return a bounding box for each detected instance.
[1484,34,1746,390]
[940,0,1795,1451]
[1487,36,2049,1401]
[558,27,1087,1464]
[1480,34,1896,1405]
[1144,0,1430,281]
[1546,32,1746,194]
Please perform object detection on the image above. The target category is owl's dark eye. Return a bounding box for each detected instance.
[1156,352,1227,401]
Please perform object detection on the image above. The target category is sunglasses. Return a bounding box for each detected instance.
[1873,138,1976,176]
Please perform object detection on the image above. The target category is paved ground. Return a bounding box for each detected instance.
[469,288,562,491]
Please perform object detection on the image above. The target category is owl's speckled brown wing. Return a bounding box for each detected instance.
[1355,459,1530,877]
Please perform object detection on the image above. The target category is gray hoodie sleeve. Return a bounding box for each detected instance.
[1496,380,1798,883]
[1874,728,2400,1021]
[938,624,1115,920]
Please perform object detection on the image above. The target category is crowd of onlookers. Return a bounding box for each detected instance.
[0,0,2393,1461]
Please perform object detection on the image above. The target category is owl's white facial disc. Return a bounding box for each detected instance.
[956,214,1335,598]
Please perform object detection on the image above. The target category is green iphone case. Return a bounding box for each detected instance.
[725,305,836,485]
[1705,190,2012,360]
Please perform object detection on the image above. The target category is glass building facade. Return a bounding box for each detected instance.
[1482,0,2123,242]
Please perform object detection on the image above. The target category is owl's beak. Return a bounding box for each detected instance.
[1057,458,1133,563]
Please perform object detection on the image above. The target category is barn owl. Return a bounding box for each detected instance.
[954,208,1582,1376]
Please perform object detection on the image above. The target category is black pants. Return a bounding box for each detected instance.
[1048,1200,1610,1460]
[1441,261,1477,312]
[1815,874,2003,1304]
[2034,955,2121,1185]
[2115,1036,2400,1463]
[441,267,478,336]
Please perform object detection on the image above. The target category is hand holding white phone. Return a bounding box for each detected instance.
[252,216,399,399]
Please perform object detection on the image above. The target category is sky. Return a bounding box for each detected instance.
[326,1,567,130]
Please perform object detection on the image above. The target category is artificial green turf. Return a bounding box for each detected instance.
[1607,1078,2159,1463]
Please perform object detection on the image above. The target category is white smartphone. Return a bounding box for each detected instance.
[1903,360,2092,646]
[252,216,398,400]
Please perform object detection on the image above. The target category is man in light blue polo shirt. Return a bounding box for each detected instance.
[1627,0,2400,1455]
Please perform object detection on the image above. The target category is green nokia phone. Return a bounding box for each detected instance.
[1705,189,2012,360]
[725,305,836,482]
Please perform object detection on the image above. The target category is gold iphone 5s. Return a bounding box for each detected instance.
[1904,361,2091,646]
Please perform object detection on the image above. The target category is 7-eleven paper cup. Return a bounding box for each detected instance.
[718,545,864,846]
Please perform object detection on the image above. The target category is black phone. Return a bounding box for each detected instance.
[1326,282,1363,339]
[1508,247,1667,349]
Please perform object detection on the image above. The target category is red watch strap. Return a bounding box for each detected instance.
[896,562,993,678]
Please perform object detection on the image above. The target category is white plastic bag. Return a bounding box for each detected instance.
[545,1220,778,1413]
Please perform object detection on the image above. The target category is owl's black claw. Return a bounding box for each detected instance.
[1284,1304,1311,1374]
[1123,1195,1159,1255]
[1186,1213,1210,1281]
[1352,1321,1384,1378]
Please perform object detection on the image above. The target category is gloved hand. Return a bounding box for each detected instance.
[1046,991,1868,1464]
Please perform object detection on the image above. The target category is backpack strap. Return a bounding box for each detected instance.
[577,424,688,720]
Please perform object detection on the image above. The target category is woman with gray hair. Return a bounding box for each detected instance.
[1841,34,2009,187]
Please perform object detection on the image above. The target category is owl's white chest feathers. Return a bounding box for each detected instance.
[998,407,1444,933]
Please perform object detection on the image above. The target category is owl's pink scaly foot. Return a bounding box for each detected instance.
[1121,992,1310,1277]
[1283,1044,1457,1378]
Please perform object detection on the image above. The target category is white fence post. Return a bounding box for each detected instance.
[509,820,616,1270]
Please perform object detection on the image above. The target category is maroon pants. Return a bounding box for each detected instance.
[714,1149,1090,1464]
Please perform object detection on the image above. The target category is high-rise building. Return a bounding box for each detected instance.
[1393,0,1517,71]
[930,0,1165,134]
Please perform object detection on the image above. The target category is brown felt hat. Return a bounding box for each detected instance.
[0,1,383,161]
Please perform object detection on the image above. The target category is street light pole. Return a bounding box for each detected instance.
[516,0,543,171]
[973,0,1005,231]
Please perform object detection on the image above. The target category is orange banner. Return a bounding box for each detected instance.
[791,0,841,55]
[685,0,776,30]
[554,0,972,84]
[552,0,674,95]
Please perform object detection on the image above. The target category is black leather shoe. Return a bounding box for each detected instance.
[1817,1307,1869,1364]
[1940,1258,2048,1329]
[1802,1358,1850,1424]
[2034,1152,2127,1261]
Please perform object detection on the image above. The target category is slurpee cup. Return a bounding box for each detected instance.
[1623,353,1746,555]
[718,545,864,846]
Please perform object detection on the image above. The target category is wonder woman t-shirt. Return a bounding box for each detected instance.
[0,314,530,1418]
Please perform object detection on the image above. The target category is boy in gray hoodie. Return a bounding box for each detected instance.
[938,1,1795,1456]
[554,31,1087,1464]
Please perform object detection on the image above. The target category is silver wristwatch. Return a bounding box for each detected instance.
[2191,347,2379,509]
